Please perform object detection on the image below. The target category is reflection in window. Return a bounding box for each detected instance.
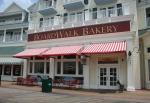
[117,4,123,16]
[57,62,61,74]
[0,65,2,75]
[29,62,33,73]
[63,62,76,74]
[78,62,83,75]
[13,65,21,76]
[34,62,44,74]
[108,7,115,17]
[46,62,50,74]
[92,8,97,19]
[4,65,11,75]
[99,8,106,18]
[63,55,76,59]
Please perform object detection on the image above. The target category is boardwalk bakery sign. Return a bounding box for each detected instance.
[28,21,130,42]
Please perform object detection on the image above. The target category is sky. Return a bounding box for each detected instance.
[0,0,38,11]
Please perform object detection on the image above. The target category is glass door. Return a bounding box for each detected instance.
[98,66,118,89]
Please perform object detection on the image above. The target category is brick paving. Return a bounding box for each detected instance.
[0,82,150,103]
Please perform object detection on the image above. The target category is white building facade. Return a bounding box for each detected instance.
[137,0,150,89]
[0,3,28,81]
[15,0,141,91]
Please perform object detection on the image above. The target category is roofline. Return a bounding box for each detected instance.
[3,2,27,13]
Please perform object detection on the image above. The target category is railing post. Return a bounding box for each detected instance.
[21,28,24,41]
[3,29,6,42]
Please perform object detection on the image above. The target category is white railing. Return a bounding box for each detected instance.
[29,6,131,33]
[39,0,56,10]
[0,36,3,42]
[63,0,83,4]
[0,20,22,25]
[5,35,21,42]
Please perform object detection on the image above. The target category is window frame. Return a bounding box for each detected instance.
[55,56,83,77]
[28,57,50,75]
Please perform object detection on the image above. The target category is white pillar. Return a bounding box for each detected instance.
[50,58,55,79]
[127,40,135,91]
[44,59,46,75]
[3,29,6,42]
[22,12,25,22]
[83,57,90,89]
[23,60,27,78]
[20,28,23,41]
[11,65,13,78]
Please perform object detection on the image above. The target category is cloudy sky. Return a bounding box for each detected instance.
[0,0,38,11]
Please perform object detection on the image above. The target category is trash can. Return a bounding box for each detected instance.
[41,78,52,93]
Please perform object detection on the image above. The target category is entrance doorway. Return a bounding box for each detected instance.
[98,65,119,89]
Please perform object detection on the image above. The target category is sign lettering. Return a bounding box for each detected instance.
[28,21,130,42]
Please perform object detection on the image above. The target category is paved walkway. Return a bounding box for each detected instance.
[0,82,150,103]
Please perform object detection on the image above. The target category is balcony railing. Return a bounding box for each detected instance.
[5,35,21,42]
[63,0,85,10]
[63,0,83,4]
[29,7,132,33]
[0,36,3,42]
[0,20,22,25]
[38,0,57,15]
[39,3,56,10]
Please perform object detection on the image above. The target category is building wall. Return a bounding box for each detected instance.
[141,33,150,89]
[0,3,28,81]
[88,54,127,89]
[137,1,150,30]
[26,0,141,90]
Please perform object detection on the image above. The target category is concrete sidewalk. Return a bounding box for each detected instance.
[0,81,150,103]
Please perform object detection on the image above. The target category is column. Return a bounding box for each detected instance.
[126,40,135,91]
[83,57,90,89]
[22,12,25,22]
[20,28,23,41]
[50,58,55,79]
[23,60,28,78]
[3,29,6,42]
[11,65,13,78]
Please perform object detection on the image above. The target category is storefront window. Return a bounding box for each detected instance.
[0,65,2,75]
[63,55,76,59]
[13,65,21,76]
[34,57,45,60]
[57,62,61,74]
[29,62,33,73]
[46,62,50,74]
[148,60,150,81]
[34,62,44,74]
[63,62,76,74]
[57,56,61,59]
[4,65,11,75]
[78,62,83,75]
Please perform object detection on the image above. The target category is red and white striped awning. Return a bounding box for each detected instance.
[42,45,83,56]
[81,41,126,54]
[14,48,49,58]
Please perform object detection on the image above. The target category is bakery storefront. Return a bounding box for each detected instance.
[14,21,141,91]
